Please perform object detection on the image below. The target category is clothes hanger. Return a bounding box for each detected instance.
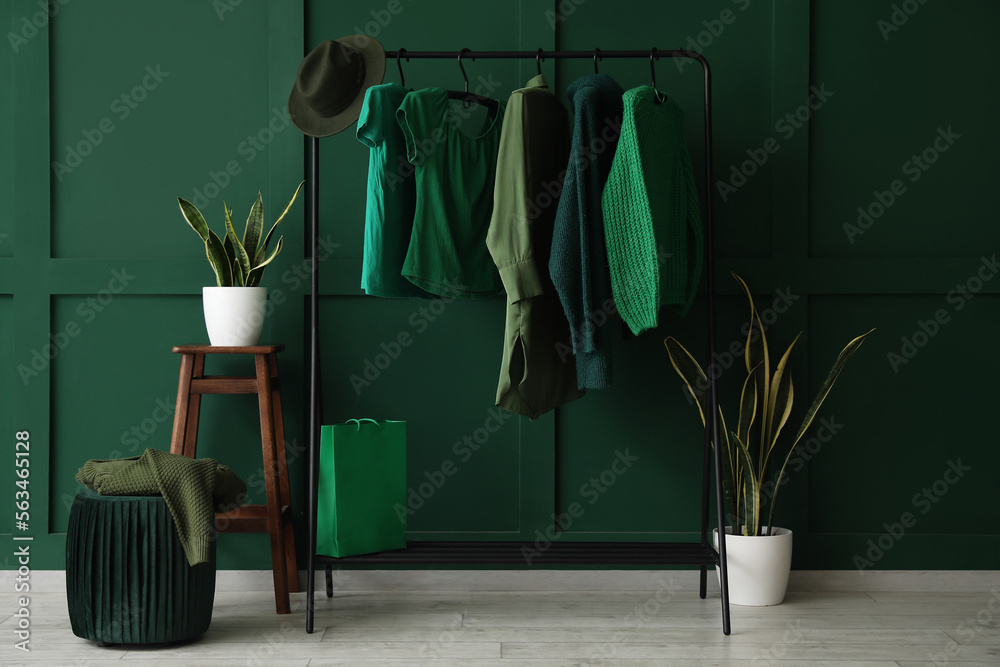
[447,48,499,111]
[593,47,601,74]
[397,48,408,89]
[536,48,544,76]
[650,47,668,103]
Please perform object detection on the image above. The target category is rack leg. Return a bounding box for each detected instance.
[306,135,320,634]
[713,431,732,635]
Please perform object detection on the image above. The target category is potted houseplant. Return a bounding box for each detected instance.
[664,273,873,606]
[177,182,303,346]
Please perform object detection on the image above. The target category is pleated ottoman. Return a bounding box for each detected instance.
[65,487,216,644]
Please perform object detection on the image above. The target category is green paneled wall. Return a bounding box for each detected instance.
[4,0,997,570]
[49,0,273,259]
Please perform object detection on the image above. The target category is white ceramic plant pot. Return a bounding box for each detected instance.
[714,526,793,606]
[202,286,268,346]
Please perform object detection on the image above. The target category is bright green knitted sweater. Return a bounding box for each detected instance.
[601,87,704,334]
[75,448,247,566]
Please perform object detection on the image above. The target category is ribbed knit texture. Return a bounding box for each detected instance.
[76,448,247,566]
[549,74,625,390]
[601,87,704,335]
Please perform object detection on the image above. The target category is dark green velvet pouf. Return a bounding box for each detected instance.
[65,488,216,644]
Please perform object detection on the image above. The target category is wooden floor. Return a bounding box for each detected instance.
[2,587,999,666]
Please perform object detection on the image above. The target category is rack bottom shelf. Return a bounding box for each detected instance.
[312,540,721,566]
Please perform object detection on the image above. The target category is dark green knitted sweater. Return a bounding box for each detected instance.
[75,448,247,566]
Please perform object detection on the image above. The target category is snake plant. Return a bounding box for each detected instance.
[664,273,873,537]
[177,181,304,287]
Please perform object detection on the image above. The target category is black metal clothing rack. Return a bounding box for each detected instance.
[304,47,730,635]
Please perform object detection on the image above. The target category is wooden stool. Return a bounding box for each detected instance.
[169,344,299,614]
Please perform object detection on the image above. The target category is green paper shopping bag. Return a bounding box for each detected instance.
[317,419,407,557]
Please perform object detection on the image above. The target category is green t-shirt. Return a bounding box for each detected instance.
[396,88,506,299]
[357,83,429,298]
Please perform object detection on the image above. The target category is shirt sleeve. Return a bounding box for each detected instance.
[356,86,380,148]
[487,92,544,304]
[395,91,419,164]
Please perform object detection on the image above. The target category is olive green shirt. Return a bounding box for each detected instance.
[486,75,584,419]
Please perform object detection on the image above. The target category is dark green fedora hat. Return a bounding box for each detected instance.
[289,35,386,137]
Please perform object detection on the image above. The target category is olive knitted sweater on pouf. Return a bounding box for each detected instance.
[548,74,625,390]
[601,87,704,335]
[75,448,247,566]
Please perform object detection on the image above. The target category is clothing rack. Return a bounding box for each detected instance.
[305,47,730,635]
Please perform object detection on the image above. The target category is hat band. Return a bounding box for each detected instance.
[314,59,367,118]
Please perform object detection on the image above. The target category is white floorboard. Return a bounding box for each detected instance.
[1,585,999,665]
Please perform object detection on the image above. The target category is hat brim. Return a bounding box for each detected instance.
[289,35,386,138]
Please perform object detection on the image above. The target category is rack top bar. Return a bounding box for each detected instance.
[385,48,706,62]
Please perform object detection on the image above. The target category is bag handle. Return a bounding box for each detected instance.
[346,418,382,431]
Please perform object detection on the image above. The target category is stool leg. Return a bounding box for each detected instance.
[268,352,300,593]
[256,353,290,614]
[170,353,204,458]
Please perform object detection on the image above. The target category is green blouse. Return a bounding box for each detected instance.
[396,88,506,299]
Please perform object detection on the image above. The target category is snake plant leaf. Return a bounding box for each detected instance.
[178,198,211,241]
[732,431,759,536]
[763,332,800,465]
[766,327,875,533]
[734,273,769,459]
[664,337,709,426]
[223,232,234,269]
[224,203,251,286]
[737,362,760,454]
[204,229,232,287]
[763,375,794,477]
[246,236,284,288]
[254,181,304,265]
[787,328,874,453]
[242,192,264,265]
